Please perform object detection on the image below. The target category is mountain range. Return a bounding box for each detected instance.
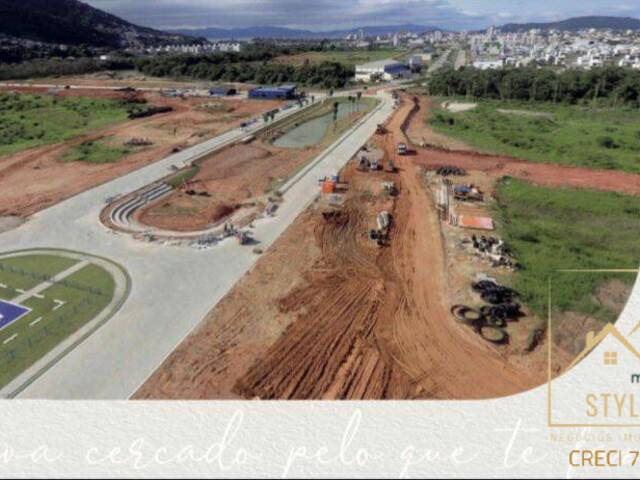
[170,24,439,40]
[0,0,198,47]
[2,0,640,48]
[498,16,640,33]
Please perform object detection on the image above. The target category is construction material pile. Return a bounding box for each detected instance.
[453,184,483,202]
[465,235,516,268]
[435,166,466,177]
[472,279,519,305]
[124,137,153,147]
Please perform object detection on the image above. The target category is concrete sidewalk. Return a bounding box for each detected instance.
[0,92,394,399]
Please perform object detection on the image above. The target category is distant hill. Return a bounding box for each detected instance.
[172,24,439,40]
[0,0,199,47]
[499,16,640,33]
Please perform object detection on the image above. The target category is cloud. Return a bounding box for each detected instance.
[85,0,640,31]
[85,0,490,30]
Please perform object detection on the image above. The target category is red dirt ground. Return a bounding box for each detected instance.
[136,98,544,400]
[135,93,635,401]
[136,141,318,232]
[0,89,283,217]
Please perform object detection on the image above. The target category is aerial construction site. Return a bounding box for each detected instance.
[1,72,638,400]
[136,92,638,400]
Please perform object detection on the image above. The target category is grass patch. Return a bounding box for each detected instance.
[0,92,131,157]
[0,254,78,298]
[429,99,640,174]
[166,165,200,188]
[494,178,640,322]
[62,138,131,164]
[276,49,408,67]
[0,254,119,390]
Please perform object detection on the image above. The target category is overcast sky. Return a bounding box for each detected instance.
[85,0,640,31]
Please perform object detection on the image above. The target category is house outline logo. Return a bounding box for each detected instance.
[547,268,640,428]
[569,323,640,371]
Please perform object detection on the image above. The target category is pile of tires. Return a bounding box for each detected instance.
[435,166,466,176]
[451,280,522,345]
[472,280,519,304]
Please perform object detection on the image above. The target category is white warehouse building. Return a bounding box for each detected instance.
[472,58,504,70]
[354,59,410,82]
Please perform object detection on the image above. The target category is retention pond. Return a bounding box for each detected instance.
[274,102,368,149]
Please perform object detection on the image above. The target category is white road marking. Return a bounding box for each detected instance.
[15,289,25,294]
[11,260,89,305]
[53,300,66,311]
[0,283,6,289]
[3,334,17,345]
[29,317,43,327]
[34,293,45,299]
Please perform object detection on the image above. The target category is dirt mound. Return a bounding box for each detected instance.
[211,203,237,222]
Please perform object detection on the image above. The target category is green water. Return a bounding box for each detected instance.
[274,102,368,149]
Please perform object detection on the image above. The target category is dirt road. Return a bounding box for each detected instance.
[136,97,542,400]
[407,96,640,196]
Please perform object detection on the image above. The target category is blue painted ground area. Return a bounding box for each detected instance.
[0,300,30,331]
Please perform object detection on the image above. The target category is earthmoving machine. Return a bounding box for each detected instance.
[357,155,369,171]
[382,181,397,197]
[369,211,392,246]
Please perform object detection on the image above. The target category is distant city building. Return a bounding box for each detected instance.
[472,58,504,70]
[354,59,410,82]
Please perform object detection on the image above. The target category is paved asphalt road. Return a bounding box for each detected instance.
[0,92,394,399]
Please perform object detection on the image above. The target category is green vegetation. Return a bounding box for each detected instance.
[0,57,135,81]
[430,99,640,173]
[0,255,78,299]
[0,92,130,156]
[166,165,200,188]
[429,66,640,107]
[0,253,122,390]
[62,138,131,164]
[494,178,640,322]
[136,46,356,88]
[278,48,406,67]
